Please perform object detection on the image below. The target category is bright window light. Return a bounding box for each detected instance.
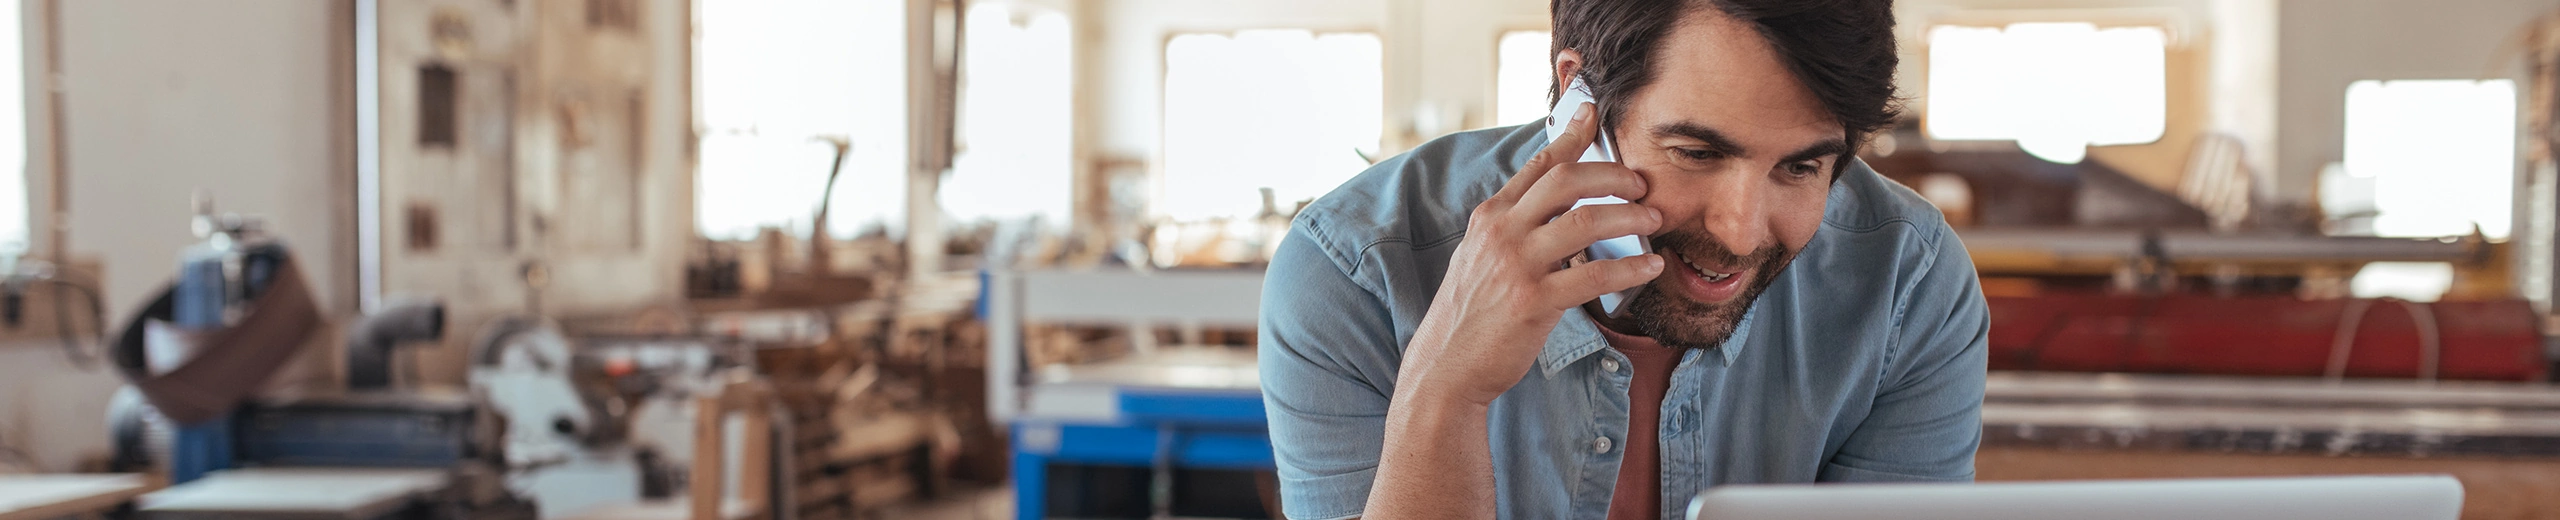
[2351,261,2455,302]
[1160,30,1382,221]
[2343,79,2516,240]
[944,4,1073,228]
[0,3,23,254]
[696,0,906,240]
[1494,30,1553,128]
[1926,23,2166,164]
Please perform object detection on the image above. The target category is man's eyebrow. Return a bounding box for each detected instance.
[1781,139,1850,165]
[1650,121,1746,156]
[1651,121,1849,164]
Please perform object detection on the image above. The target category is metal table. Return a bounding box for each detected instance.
[1980,371,2560,457]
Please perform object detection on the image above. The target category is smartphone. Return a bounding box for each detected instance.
[1544,77,1651,319]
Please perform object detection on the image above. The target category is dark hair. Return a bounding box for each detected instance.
[1550,0,1901,171]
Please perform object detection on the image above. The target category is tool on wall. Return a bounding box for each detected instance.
[0,256,108,368]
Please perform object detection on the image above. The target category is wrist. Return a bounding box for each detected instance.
[1389,369,1494,418]
[1393,328,1509,409]
[1384,381,1490,439]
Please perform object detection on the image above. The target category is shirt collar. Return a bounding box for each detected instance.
[1538,305,1755,377]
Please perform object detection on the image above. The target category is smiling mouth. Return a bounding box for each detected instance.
[1678,252,1736,282]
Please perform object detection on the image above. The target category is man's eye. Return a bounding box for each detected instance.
[1786,162,1822,179]
[1677,148,1723,162]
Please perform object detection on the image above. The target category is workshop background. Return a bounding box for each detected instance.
[0,0,2554,519]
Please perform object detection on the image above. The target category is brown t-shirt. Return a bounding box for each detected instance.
[1599,325,1683,520]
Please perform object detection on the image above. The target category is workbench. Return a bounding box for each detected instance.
[135,467,451,520]
[0,474,155,520]
[1980,371,2560,457]
[1978,371,2560,518]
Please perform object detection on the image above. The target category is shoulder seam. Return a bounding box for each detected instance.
[1294,216,1405,306]
[1346,229,1467,268]
[1878,219,1950,385]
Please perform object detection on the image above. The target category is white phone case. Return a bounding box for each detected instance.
[1544,78,1650,318]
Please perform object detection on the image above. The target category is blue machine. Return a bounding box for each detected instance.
[165,236,291,484]
[1010,382,1272,520]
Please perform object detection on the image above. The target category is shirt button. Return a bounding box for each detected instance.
[1600,358,1622,373]
[1591,436,1613,454]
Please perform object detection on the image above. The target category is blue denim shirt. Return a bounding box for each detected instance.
[1258,123,1988,520]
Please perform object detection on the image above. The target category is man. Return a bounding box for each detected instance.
[1257,0,1986,519]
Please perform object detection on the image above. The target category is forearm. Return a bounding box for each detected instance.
[1362,385,1495,519]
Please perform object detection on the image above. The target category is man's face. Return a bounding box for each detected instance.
[1584,12,1843,349]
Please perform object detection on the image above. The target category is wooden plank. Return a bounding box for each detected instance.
[829,412,931,462]
[845,471,917,509]
[688,392,725,520]
[555,500,758,520]
[739,396,772,519]
[0,474,154,520]
[792,479,844,506]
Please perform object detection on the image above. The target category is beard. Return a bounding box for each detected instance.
[1619,230,1796,350]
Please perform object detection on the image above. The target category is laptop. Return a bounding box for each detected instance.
[1687,475,2462,520]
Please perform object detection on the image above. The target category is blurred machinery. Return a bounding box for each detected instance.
[1954,229,2546,381]
[1863,114,2560,515]
[104,203,536,519]
[1985,294,2544,381]
[1862,127,2551,382]
[469,316,607,469]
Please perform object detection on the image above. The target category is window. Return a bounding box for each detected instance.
[1159,30,1382,221]
[1494,30,1553,128]
[695,0,906,240]
[1925,23,2166,164]
[2342,79,2516,240]
[942,3,1073,228]
[0,2,23,254]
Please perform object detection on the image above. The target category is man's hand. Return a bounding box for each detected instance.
[1397,101,1664,408]
[1361,102,1663,519]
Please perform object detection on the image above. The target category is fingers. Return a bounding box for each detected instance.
[1514,162,1648,226]
[1540,254,1664,310]
[1524,203,1662,262]
[1493,102,1599,205]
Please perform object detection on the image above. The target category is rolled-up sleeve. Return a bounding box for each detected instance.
[1820,221,1989,483]
[1259,220,1402,520]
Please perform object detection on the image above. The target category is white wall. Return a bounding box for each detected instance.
[0,0,352,472]
[0,342,118,472]
[61,0,353,316]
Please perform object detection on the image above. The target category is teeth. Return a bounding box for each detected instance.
[1681,254,1733,282]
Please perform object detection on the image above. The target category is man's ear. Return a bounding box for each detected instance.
[1552,49,1585,109]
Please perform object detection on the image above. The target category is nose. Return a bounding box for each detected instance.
[1698,166,1770,256]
